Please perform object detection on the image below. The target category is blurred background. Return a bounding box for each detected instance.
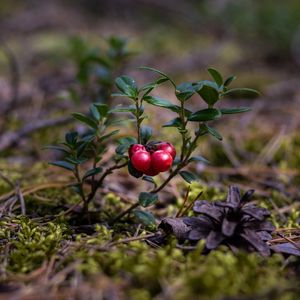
[0,0,300,190]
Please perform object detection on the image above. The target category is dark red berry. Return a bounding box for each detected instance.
[144,165,160,176]
[151,150,173,172]
[131,150,151,172]
[128,144,146,158]
[156,142,176,159]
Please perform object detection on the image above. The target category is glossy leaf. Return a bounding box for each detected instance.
[98,130,119,143]
[133,210,156,226]
[142,176,156,186]
[43,145,69,154]
[197,83,219,106]
[115,75,138,98]
[222,88,260,97]
[220,107,251,114]
[208,67,223,86]
[49,160,75,171]
[143,96,180,113]
[110,105,136,113]
[139,66,176,87]
[205,125,223,141]
[188,108,222,122]
[162,117,182,128]
[176,82,195,101]
[139,192,158,207]
[188,156,210,164]
[93,103,109,117]
[83,167,103,180]
[127,161,143,178]
[140,126,152,144]
[224,75,236,87]
[65,131,78,146]
[72,113,98,129]
[179,170,198,183]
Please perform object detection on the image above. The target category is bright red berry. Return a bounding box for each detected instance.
[128,144,146,158]
[131,150,151,172]
[151,150,173,172]
[156,142,176,159]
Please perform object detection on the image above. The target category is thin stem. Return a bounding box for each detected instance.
[109,201,139,225]
[74,165,88,215]
[86,161,127,204]
[135,98,142,144]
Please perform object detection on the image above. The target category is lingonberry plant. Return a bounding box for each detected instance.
[110,67,258,224]
[48,66,258,225]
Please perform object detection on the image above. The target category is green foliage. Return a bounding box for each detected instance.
[62,238,293,300]
[0,217,70,273]
[67,35,132,104]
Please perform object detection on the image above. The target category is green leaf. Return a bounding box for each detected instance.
[222,88,260,97]
[133,210,156,226]
[43,145,69,154]
[140,126,152,144]
[188,156,210,164]
[83,167,103,180]
[118,137,137,145]
[179,171,198,183]
[188,108,222,122]
[220,107,251,114]
[72,113,98,129]
[49,160,75,171]
[90,104,100,121]
[205,125,223,141]
[65,131,78,146]
[224,75,236,87]
[109,105,136,113]
[176,82,195,101]
[111,93,128,97]
[127,161,143,178]
[139,66,176,87]
[208,68,223,86]
[98,130,119,143]
[64,157,87,164]
[93,103,109,117]
[143,96,179,112]
[138,192,158,207]
[197,84,220,106]
[140,77,169,97]
[142,176,156,186]
[115,76,138,98]
[162,117,182,128]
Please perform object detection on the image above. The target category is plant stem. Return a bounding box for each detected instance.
[135,98,142,144]
[109,201,139,225]
[110,130,203,224]
[86,161,127,204]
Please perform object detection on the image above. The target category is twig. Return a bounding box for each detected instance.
[105,233,156,248]
[176,186,190,217]
[180,191,203,217]
[16,182,26,215]
[0,170,15,188]
[277,233,300,251]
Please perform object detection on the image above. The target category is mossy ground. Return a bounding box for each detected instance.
[1,2,300,299]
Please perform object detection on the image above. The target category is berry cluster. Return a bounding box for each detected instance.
[128,142,176,176]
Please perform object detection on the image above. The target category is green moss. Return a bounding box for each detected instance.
[0,216,70,273]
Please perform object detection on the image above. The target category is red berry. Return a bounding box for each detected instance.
[151,150,173,172]
[156,142,176,159]
[144,165,160,176]
[131,150,151,172]
[128,144,146,158]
